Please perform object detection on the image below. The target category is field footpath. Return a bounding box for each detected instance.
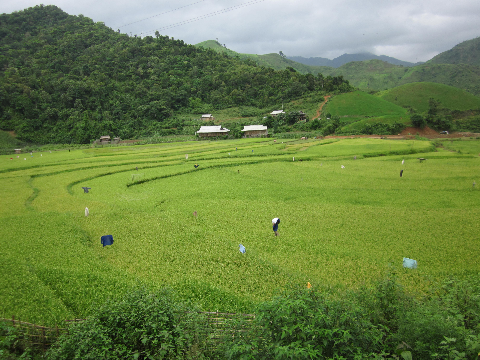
[326,126,480,140]
[312,95,331,120]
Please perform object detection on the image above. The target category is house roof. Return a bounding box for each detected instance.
[270,110,285,115]
[201,114,213,117]
[241,125,268,132]
[196,126,230,134]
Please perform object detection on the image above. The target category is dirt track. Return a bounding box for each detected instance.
[312,95,331,120]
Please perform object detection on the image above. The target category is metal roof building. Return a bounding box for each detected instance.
[196,126,230,137]
[241,125,268,138]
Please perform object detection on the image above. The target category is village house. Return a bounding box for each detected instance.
[195,126,230,138]
[93,135,120,145]
[241,125,268,138]
[270,110,285,116]
[201,114,215,121]
[99,135,111,144]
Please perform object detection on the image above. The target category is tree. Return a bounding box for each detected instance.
[411,113,426,128]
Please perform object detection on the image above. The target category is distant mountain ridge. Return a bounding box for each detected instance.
[288,53,422,68]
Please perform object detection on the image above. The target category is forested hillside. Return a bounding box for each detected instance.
[428,37,480,66]
[0,5,352,144]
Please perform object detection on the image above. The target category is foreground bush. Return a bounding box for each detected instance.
[221,287,387,359]
[221,276,480,359]
[5,276,480,359]
[46,287,209,360]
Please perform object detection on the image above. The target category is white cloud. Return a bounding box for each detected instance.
[1,0,479,62]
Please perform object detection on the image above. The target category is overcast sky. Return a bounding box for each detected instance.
[2,0,480,63]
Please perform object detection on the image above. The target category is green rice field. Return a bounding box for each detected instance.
[1,137,479,325]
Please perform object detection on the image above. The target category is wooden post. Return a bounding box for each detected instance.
[42,327,46,353]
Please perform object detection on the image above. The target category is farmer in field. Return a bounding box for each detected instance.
[272,217,280,236]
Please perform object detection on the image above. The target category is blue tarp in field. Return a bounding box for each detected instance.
[101,235,114,247]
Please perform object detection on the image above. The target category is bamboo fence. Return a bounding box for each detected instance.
[0,311,255,352]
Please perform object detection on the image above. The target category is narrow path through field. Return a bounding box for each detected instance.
[312,95,331,120]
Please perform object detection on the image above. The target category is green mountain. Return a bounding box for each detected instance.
[327,60,408,90]
[428,37,480,66]
[0,6,351,144]
[197,39,480,97]
[328,61,480,96]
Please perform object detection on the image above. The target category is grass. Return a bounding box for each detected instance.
[322,91,410,132]
[1,138,479,325]
[377,82,480,113]
[324,91,408,117]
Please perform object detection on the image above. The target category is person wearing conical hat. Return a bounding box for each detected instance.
[272,217,280,237]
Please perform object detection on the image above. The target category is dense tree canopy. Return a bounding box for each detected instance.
[0,5,353,143]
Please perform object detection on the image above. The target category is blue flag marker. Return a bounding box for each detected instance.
[403,257,417,269]
[239,244,246,254]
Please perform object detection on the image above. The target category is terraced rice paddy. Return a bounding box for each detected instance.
[1,137,479,325]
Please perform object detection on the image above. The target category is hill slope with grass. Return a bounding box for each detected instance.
[325,60,480,96]
[397,63,480,96]
[377,82,480,113]
[321,90,409,134]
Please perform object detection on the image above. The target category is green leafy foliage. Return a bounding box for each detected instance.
[46,287,209,360]
[410,113,426,128]
[222,287,386,359]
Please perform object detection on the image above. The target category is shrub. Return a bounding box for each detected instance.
[0,322,44,360]
[0,322,22,359]
[394,298,471,359]
[222,286,386,359]
[410,114,426,128]
[46,287,209,360]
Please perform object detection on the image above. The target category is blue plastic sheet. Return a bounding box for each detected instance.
[239,244,246,253]
[101,235,114,247]
[403,257,417,269]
